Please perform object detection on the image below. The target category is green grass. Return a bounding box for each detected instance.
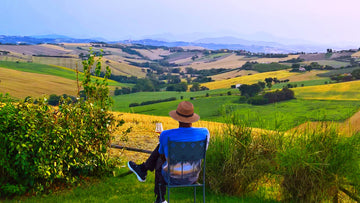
[113,93,360,131]
[271,78,331,89]
[111,88,239,111]
[317,66,360,77]
[0,61,129,87]
[252,62,290,73]
[301,60,350,68]
[4,166,276,203]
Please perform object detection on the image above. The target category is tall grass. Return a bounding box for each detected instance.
[206,111,283,196]
[206,110,360,202]
[276,123,360,202]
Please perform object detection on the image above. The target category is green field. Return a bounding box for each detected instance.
[111,88,239,110]
[316,66,360,77]
[0,61,129,87]
[112,93,360,131]
[253,62,290,73]
[271,78,331,89]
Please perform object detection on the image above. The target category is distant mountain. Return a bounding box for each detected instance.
[0,35,101,44]
[117,39,292,53]
[30,34,72,39]
[0,34,347,53]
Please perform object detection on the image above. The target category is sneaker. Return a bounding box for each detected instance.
[127,161,147,182]
[154,197,167,203]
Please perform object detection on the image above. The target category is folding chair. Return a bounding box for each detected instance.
[160,137,207,203]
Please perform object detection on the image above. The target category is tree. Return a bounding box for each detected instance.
[190,82,200,92]
[239,84,262,97]
[265,77,273,89]
[352,69,360,79]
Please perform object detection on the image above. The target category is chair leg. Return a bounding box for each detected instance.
[203,185,205,203]
[168,187,170,203]
[194,187,196,203]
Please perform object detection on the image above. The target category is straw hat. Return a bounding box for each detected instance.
[169,101,200,123]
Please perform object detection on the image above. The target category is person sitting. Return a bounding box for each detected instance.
[127,101,210,203]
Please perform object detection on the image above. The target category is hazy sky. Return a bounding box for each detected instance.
[2,0,360,45]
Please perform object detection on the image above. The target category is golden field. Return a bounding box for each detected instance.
[202,70,297,89]
[293,80,360,100]
[211,69,258,81]
[0,67,77,98]
[110,112,272,162]
[110,112,225,162]
[351,51,360,58]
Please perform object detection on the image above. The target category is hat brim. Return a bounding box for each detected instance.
[169,110,200,123]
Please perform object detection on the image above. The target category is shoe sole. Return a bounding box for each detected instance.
[127,162,146,182]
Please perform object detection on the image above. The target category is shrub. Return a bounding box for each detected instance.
[263,88,294,104]
[247,95,269,105]
[0,50,118,197]
[129,103,140,107]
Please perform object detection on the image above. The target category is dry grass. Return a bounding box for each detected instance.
[202,70,297,89]
[39,44,73,52]
[134,48,171,60]
[0,45,71,56]
[352,51,360,58]
[0,67,77,98]
[110,112,224,162]
[284,70,328,82]
[211,69,258,81]
[101,58,146,77]
[250,55,299,64]
[179,54,247,70]
[177,54,299,71]
[110,112,269,162]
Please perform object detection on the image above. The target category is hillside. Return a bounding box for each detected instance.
[0,67,77,98]
[293,80,360,100]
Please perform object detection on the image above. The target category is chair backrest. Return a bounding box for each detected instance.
[167,138,207,164]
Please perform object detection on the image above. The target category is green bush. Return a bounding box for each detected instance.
[0,50,118,197]
[247,95,269,105]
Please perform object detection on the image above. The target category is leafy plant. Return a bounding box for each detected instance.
[0,49,119,197]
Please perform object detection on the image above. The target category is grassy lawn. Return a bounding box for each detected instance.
[0,61,128,87]
[4,166,276,203]
[113,93,360,131]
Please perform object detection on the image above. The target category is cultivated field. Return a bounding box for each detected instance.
[0,45,72,56]
[352,51,360,58]
[110,112,226,162]
[211,69,258,80]
[301,60,350,68]
[202,70,296,89]
[293,80,360,100]
[133,48,171,60]
[0,67,77,98]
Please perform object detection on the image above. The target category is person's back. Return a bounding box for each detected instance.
[127,101,210,203]
[159,127,209,185]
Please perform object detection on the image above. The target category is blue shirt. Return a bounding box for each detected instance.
[158,127,209,184]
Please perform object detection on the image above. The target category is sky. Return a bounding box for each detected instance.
[1,0,360,46]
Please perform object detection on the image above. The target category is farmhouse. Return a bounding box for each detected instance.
[299,67,306,71]
[231,84,242,88]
